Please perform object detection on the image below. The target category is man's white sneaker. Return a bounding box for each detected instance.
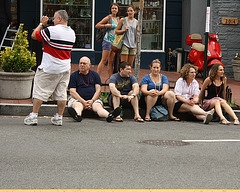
[51,115,62,126]
[24,115,38,126]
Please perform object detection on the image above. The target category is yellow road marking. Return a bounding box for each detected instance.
[1,190,240,192]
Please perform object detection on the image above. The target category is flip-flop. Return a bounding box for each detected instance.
[169,117,180,121]
[106,107,122,122]
[115,116,123,122]
[134,117,144,122]
[234,119,239,125]
[220,118,231,125]
[145,117,151,121]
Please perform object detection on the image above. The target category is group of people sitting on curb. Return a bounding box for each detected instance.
[23,10,239,126]
[65,56,239,125]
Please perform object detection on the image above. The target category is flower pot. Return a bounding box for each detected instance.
[0,70,35,99]
[232,59,240,81]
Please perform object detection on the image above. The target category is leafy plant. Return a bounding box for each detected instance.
[0,23,36,72]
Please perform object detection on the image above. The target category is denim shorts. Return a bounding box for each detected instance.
[102,40,112,50]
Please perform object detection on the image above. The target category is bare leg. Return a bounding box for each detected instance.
[72,102,84,116]
[209,100,225,120]
[97,50,111,75]
[220,100,238,120]
[121,54,128,62]
[179,104,206,120]
[145,95,158,120]
[162,91,178,119]
[57,100,67,116]
[32,98,43,113]
[107,51,116,78]
[92,102,109,118]
[128,55,136,68]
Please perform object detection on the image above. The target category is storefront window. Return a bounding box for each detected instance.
[41,0,94,50]
[114,0,165,52]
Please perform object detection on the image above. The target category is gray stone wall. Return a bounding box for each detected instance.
[211,0,240,78]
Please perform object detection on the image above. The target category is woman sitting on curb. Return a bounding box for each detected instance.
[174,63,214,124]
[140,59,179,121]
[199,63,239,125]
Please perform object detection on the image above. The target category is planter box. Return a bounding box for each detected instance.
[232,59,240,81]
[0,70,35,99]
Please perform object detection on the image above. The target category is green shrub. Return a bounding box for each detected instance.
[0,23,36,72]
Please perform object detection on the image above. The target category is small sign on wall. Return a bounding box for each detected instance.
[222,18,238,25]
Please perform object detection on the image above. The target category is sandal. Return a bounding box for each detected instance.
[169,117,181,121]
[234,119,239,125]
[145,117,151,121]
[106,107,122,122]
[134,117,144,122]
[115,116,123,122]
[220,118,231,125]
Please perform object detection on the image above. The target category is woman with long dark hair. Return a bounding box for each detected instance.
[199,63,239,125]
[95,3,120,78]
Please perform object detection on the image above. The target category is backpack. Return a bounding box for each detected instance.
[150,105,169,120]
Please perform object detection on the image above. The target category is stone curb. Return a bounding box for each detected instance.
[0,103,239,120]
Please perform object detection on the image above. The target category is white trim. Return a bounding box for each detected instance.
[182,139,240,143]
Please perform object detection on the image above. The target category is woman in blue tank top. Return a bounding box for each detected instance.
[199,63,239,125]
[95,3,119,78]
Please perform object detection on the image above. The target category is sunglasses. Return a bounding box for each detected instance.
[152,59,161,63]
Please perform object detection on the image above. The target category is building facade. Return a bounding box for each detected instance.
[12,0,181,71]
[182,0,240,78]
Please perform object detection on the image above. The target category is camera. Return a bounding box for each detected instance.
[47,17,54,26]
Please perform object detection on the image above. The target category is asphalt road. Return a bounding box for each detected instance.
[0,116,240,189]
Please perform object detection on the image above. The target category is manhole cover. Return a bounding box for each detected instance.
[139,140,190,146]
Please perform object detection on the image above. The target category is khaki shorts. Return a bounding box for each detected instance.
[33,68,70,102]
[121,44,136,55]
[67,96,103,108]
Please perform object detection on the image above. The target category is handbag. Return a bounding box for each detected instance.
[150,105,169,120]
[96,28,107,43]
[111,18,126,53]
[96,15,112,43]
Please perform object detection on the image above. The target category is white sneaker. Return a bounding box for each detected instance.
[203,109,214,124]
[24,114,38,126]
[51,114,62,126]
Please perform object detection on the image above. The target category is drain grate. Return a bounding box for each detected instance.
[139,140,190,146]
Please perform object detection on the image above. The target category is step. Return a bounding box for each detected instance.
[0,103,239,120]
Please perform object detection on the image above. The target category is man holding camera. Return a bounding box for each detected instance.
[24,10,76,126]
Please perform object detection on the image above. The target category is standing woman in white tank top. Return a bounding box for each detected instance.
[95,3,120,78]
[115,5,138,67]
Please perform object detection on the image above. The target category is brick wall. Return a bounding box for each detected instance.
[211,0,240,78]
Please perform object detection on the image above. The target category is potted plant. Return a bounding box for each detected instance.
[232,53,240,81]
[0,23,36,99]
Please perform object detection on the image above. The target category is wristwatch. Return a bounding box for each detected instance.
[39,23,45,27]
[131,94,136,98]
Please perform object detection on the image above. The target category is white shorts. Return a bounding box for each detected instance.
[67,96,103,108]
[33,68,70,102]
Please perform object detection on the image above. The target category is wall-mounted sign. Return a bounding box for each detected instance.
[222,18,238,25]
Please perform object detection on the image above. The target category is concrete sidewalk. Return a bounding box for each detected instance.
[0,65,240,117]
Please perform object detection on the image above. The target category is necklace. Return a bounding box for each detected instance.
[151,73,161,91]
[215,82,222,97]
[80,72,90,86]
